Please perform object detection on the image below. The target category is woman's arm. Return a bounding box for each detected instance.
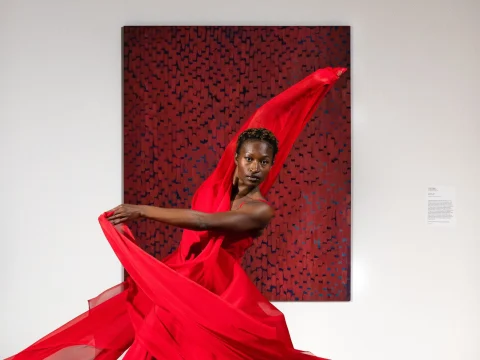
[107,202,274,233]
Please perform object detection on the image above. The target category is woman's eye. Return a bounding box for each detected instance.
[245,157,252,161]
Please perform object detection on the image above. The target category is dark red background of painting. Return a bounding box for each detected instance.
[123,26,351,301]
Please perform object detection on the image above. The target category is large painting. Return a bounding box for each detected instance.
[123,26,351,301]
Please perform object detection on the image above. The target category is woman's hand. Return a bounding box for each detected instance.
[107,204,144,225]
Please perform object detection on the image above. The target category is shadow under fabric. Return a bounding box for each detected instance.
[6,67,346,360]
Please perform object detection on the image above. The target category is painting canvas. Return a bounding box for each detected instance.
[123,26,351,301]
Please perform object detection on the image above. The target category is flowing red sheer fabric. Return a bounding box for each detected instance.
[6,67,346,360]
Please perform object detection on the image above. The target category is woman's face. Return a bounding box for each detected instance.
[235,140,274,187]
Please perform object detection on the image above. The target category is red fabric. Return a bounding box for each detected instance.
[6,67,346,360]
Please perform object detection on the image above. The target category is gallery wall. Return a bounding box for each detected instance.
[1,0,478,359]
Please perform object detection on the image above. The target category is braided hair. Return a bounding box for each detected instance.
[235,128,279,161]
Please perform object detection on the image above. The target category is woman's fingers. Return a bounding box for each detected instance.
[107,212,119,220]
[106,204,132,225]
[111,216,127,225]
[108,212,126,222]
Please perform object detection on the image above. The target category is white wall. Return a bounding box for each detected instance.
[1,0,479,359]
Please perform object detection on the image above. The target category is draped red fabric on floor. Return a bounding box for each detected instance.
[6,67,346,360]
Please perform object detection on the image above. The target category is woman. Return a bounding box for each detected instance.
[6,67,346,360]
[108,128,277,238]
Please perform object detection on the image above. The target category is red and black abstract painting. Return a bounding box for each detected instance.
[123,26,351,301]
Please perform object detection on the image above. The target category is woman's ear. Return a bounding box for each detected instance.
[233,153,240,185]
[232,166,239,185]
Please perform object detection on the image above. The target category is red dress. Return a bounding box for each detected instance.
[6,67,346,360]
